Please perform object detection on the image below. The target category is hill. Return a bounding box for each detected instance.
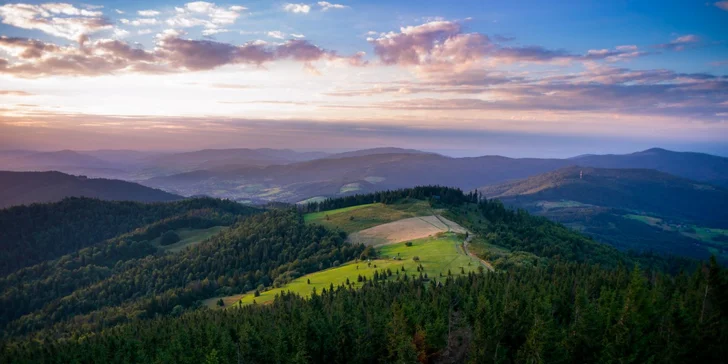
[4,187,722,363]
[0,171,182,208]
[0,197,254,275]
[139,147,728,204]
[573,148,728,187]
[325,147,434,159]
[142,148,329,172]
[142,153,570,202]
[480,167,728,260]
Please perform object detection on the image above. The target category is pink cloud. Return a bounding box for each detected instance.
[0,3,112,41]
[656,34,701,51]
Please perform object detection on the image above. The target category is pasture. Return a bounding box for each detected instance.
[235,232,483,306]
[348,215,466,246]
[304,199,434,233]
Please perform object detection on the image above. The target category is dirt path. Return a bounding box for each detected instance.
[431,213,494,272]
[461,233,494,272]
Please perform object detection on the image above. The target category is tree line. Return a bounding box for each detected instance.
[300,186,479,213]
[1,209,362,341]
[4,258,725,363]
[0,197,256,275]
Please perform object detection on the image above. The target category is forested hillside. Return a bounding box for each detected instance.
[5,260,726,363]
[479,167,728,262]
[0,197,251,275]
[0,186,721,362]
[0,209,362,341]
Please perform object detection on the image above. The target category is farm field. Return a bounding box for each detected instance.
[304,199,434,233]
[234,232,483,306]
[152,226,227,253]
[348,215,466,246]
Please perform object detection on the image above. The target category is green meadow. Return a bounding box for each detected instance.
[235,232,483,306]
[304,199,434,233]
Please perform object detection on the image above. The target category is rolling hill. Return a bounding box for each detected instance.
[0,171,182,208]
[141,152,571,202]
[2,186,721,363]
[573,148,728,187]
[144,148,329,171]
[480,166,728,260]
[139,147,728,204]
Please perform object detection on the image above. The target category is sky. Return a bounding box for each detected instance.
[0,0,727,157]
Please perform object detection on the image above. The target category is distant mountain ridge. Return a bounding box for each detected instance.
[480,166,728,226]
[2,147,727,204]
[572,148,728,186]
[140,147,728,203]
[324,147,436,159]
[479,166,728,261]
[0,171,182,208]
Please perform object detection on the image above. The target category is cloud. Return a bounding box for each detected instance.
[318,2,348,11]
[715,1,728,11]
[156,33,273,70]
[202,28,229,36]
[0,36,60,58]
[113,28,130,38]
[370,21,481,66]
[582,46,649,62]
[0,28,371,77]
[369,20,652,80]
[0,3,112,41]
[166,1,245,30]
[268,31,286,39]
[325,64,728,123]
[120,18,158,26]
[0,90,32,96]
[656,34,701,51]
[138,10,160,17]
[284,3,311,13]
[114,9,124,14]
[291,33,305,38]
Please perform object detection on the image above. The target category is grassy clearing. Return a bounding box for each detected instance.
[683,226,728,245]
[536,200,592,210]
[625,214,728,245]
[201,293,246,309]
[339,183,361,194]
[304,199,434,233]
[624,214,664,227]
[296,196,328,205]
[153,226,227,253]
[234,233,482,306]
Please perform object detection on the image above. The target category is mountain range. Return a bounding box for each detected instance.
[140,147,728,203]
[1,147,727,205]
[480,166,728,261]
